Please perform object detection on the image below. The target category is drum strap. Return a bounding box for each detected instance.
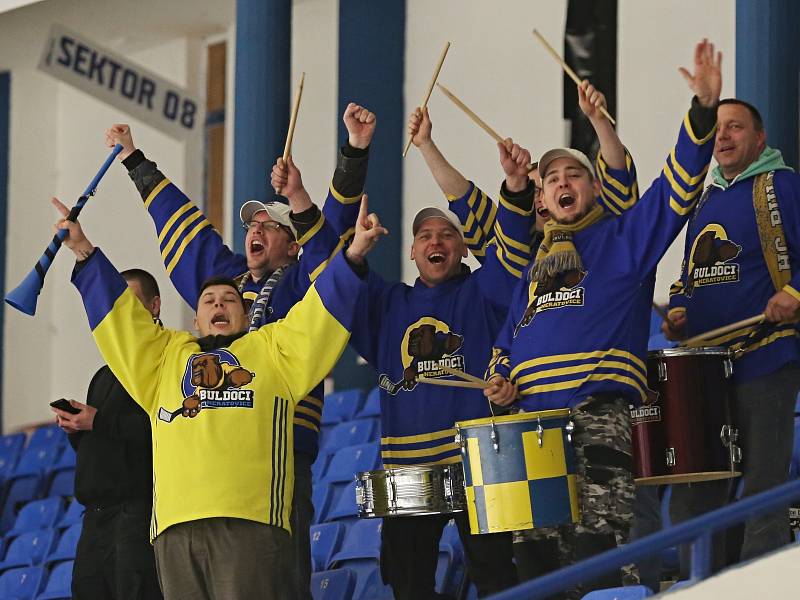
[752,171,792,292]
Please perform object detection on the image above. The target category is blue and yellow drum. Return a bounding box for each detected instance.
[455,410,580,534]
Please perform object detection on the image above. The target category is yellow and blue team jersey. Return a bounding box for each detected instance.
[331,186,535,468]
[449,149,640,260]
[489,107,716,411]
[124,150,364,457]
[668,167,800,382]
[72,249,364,540]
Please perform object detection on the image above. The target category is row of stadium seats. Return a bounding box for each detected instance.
[0,561,73,600]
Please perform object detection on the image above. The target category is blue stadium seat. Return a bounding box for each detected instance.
[36,559,73,599]
[0,451,19,483]
[581,585,654,599]
[649,307,665,337]
[322,443,380,485]
[435,551,458,597]
[351,560,393,600]
[321,389,365,426]
[647,332,674,351]
[330,518,381,564]
[0,529,56,572]
[0,475,43,533]
[466,582,478,599]
[0,433,25,457]
[319,420,378,455]
[46,469,75,499]
[45,523,81,565]
[51,447,76,472]
[0,565,44,599]
[12,445,61,479]
[310,568,355,600]
[355,388,380,419]
[26,426,65,452]
[312,454,331,484]
[325,481,360,522]
[56,499,84,530]
[310,522,345,572]
[312,485,333,525]
[439,518,464,561]
[7,497,63,537]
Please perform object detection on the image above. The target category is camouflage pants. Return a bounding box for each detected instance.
[513,396,635,596]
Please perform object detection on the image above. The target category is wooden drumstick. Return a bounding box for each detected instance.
[679,314,765,347]
[531,29,617,126]
[417,376,489,390]
[403,41,451,157]
[437,364,489,386]
[436,84,504,144]
[276,72,305,195]
[651,302,669,322]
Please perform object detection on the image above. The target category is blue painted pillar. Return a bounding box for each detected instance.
[334,0,405,392]
[736,0,800,169]
[233,0,291,251]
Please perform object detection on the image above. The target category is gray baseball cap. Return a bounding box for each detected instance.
[240,200,297,239]
[412,207,464,239]
[538,148,595,180]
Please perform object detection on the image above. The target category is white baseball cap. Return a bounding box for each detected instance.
[239,200,297,239]
[537,148,595,180]
[412,207,464,239]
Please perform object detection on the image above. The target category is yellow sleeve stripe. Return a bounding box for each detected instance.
[295,212,325,247]
[383,455,462,469]
[295,404,322,421]
[784,284,800,303]
[510,348,646,380]
[302,395,324,410]
[669,148,708,186]
[493,230,531,269]
[380,441,459,459]
[494,246,524,278]
[520,372,646,403]
[144,179,171,210]
[683,112,717,145]
[293,417,320,432]
[596,151,634,196]
[165,218,212,275]
[329,184,361,205]
[499,194,533,216]
[663,162,707,203]
[515,357,648,390]
[157,202,196,245]
[160,210,204,260]
[381,427,456,446]
[308,231,350,283]
[734,328,798,355]
[494,220,532,255]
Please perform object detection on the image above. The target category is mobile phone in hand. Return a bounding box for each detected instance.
[50,398,82,415]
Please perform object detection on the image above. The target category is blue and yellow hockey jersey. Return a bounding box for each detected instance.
[72,249,364,540]
[489,107,716,411]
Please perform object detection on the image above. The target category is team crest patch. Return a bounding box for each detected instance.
[379,317,465,394]
[514,269,587,335]
[158,349,255,423]
[685,225,742,297]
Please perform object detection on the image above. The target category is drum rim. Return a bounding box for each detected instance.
[455,408,571,429]
[648,346,731,358]
[356,463,463,478]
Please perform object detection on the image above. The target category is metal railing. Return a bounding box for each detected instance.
[488,478,800,599]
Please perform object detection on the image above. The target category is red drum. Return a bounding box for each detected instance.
[632,347,742,485]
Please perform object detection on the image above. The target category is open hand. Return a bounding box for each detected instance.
[679,39,722,108]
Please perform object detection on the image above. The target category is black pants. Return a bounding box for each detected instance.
[380,511,517,599]
[73,500,162,600]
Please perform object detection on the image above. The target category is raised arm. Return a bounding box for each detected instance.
[105,124,245,310]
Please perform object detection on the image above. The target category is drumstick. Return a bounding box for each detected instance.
[282,72,305,162]
[437,364,489,386]
[403,41,451,157]
[680,314,765,347]
[417,376,489,390]
[651,302,669,322]
[275,72,305,195]
[531,29,617,126]
[436,84,504,144]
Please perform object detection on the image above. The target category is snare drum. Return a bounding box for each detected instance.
[632,346,742,485]
[456,410,580,535]
[355,464,466,517]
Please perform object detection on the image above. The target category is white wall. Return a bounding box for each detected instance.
[402,0,736,297]
[0,0,225,431]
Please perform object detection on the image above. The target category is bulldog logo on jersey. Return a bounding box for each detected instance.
[685,225,742,297]
[378,318,465,395]
[514,269,587,335]
[158,349,255,423]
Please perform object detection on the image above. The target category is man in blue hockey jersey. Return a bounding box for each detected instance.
[663,97,800,570]
[485,39,722,595]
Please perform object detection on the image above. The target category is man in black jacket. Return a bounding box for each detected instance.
[52,268,163,600]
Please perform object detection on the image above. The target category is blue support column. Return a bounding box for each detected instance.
[736,0,800,169]
[0,71,9,430]
[334,0,405,391]
[233,0,291,251]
